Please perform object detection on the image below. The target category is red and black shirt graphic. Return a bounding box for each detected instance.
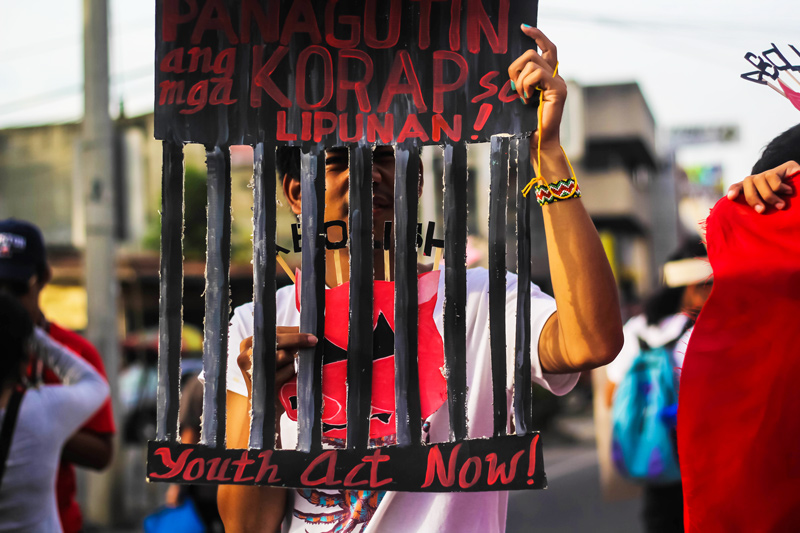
[280,271,446,440]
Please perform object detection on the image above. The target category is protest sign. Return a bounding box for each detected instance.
[148,0,548,493]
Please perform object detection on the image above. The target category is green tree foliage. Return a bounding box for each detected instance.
[143,165,249,263]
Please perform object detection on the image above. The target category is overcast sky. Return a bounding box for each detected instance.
[2,0,799,185]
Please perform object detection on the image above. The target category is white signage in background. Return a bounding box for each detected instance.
[669,125,740,147]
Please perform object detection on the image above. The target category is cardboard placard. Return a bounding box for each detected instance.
[155,0,538,146]
[150,0,550,495]
[148,433,544,492]
[741,42,800,85]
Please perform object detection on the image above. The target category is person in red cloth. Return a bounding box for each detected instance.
[677,125,800,532]
[0,218,115,533]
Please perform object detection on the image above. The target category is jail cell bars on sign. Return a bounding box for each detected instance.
[149,136,547,492]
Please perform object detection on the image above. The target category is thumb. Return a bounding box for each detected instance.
[727,182,742,201]
[780,160,800,179]
[237,351,252,372]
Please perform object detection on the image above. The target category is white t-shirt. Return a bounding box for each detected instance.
[605,314,690,385]
[225,268,578,533]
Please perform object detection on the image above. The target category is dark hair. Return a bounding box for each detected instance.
[276,146,352,181]
[0,292,34,385]
[643,237,708,325]
[276,146,302,181]
[752,123,800,175]
[0,280,31,297]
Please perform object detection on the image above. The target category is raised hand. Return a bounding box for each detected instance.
[508,25,567,149]
[236,327,317,415]
[727,161,798,213]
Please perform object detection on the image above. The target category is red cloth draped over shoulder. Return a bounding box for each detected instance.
[678,173,800,532]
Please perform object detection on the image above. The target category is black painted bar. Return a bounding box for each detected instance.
[508,141,519,272]
[201,146,232,447]
[443,142,468,442]
[250,143,277,450]
[514,137,534,435]
[157,141,184,442]
[489,136,509,438]
[347,145,374,450]
[394,142,421,447]
[297,148,326,453]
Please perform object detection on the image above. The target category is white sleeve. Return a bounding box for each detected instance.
[32,327,110,438]
[197,303,252,397]
[225,304,252,397]
[672,326,693,379]
[505,275,579,397]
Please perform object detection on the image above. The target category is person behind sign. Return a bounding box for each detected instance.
[604,239,711,533]
[0,293,110,531]
[0,219,116,533]
[218,26,624,533]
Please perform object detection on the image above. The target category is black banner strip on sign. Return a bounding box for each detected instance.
[298,148,326,453]
[514,137,534,435]
[394,142,422,447]
[157,141,184,442]
[147,432,546,492]
[201,146,231,448]
[489,136,509,438]
[250,143,277,450]
[443,142,469,442]
[347,145,374,450]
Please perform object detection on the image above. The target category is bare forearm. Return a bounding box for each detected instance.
[218,484,287,533]
[536,145,623,372]
[218,390,287,533]
[61,431,113,470]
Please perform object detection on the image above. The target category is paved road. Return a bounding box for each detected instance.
[507,439,642,532]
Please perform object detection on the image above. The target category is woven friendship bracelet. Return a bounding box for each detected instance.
[533,177,581,206]
[519,61,584,206]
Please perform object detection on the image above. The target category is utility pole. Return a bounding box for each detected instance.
[82,0,123,525]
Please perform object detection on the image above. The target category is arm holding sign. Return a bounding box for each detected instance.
[218,331,317,533]
[510,26,624,374]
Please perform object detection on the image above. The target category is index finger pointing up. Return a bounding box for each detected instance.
[520,25,558,70]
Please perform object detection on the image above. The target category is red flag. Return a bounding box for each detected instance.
[678,173,800,531]
[778,79,800,112]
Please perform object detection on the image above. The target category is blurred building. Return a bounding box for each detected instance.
[577,82,676,310]
[0,114,286,335]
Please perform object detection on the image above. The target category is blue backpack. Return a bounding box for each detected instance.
[610,336,682,484]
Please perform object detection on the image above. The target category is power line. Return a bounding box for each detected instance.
[540,8,800,35]
[0,64,152,115]
[0,85,83,115]
[0,18,152,62]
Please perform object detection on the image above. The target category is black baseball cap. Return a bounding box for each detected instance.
[0,219,47,282]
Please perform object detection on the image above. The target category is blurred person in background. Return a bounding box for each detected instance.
[164,374,223,532]
[0,292,110,531]
[605,239,712,533]
[0,219,115,532]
